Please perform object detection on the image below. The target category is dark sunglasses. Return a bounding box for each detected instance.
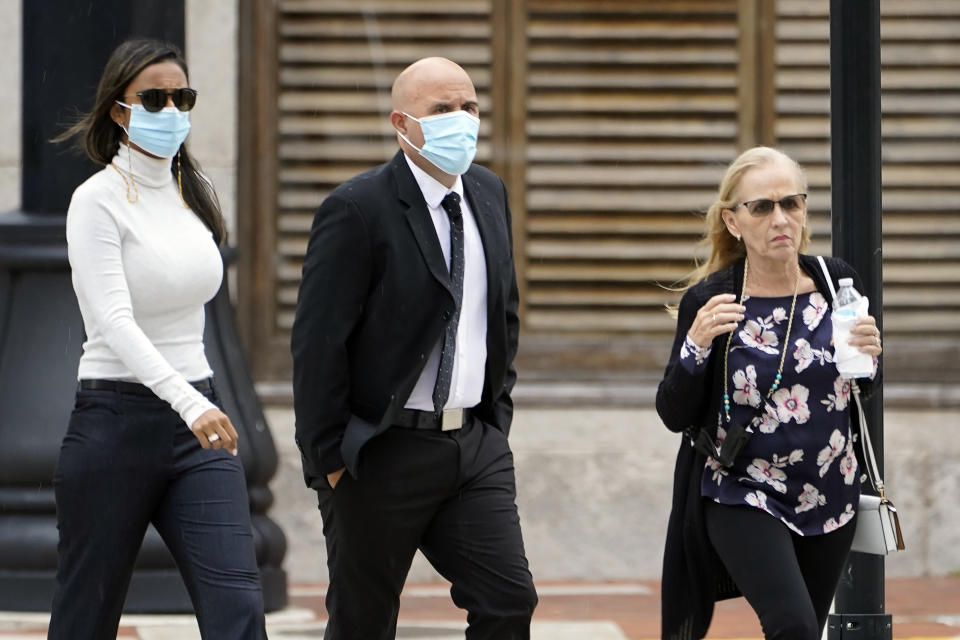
[733,193,807,217]
[125,87,198,112]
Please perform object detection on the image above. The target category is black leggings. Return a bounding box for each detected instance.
[704,500,857,640]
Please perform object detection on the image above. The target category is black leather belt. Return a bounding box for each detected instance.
[393,407,472,431]
[79,378,213,396]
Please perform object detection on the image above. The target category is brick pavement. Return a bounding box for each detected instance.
[0,577,957,639]
[384,578,960,639]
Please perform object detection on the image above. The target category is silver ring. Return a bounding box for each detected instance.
[207,433,221,443]
[712,313,717,323]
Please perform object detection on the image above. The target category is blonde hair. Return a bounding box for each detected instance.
[677,146,810,294]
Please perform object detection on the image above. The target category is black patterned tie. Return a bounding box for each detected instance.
[433,192,464,414]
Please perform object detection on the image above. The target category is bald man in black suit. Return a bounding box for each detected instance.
[291,56,537,640]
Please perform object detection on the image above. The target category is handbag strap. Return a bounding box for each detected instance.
[815,255,887,499]
[851,381,886,498]
[816,255,838,301]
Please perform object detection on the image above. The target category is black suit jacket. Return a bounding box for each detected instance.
[291,150,520,483]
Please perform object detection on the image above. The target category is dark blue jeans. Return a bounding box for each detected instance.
[48,384,266,640]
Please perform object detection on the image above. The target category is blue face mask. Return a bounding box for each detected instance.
[398,110,479,176]
[116,101,191,158]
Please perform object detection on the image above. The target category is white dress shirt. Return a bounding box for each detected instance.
[402,154,488,411]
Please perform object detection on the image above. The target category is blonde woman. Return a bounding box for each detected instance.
[657,147,882,640]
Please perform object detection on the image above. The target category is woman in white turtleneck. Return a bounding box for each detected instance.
[47,39,266,640]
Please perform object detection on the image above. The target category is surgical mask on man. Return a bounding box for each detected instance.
[115,101,191,158]
[398,110,479,176]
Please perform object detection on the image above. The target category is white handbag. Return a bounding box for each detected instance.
[816,256,905,555]
[848,381,905,555]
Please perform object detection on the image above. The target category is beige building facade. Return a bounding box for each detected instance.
[2,0,959,583]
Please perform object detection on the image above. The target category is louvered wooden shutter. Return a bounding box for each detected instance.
[248,0,960,384]
[776,0,960,338]
[274,0,495,332]
[522,0,741,333]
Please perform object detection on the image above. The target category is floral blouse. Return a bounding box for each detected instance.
[680,291,861,535]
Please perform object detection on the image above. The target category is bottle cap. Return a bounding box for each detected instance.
[838,278,854,287]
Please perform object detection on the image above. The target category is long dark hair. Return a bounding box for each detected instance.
[55,38,226,245]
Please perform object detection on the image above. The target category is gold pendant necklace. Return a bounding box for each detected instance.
[109,145,189,209]
[721,257,801,422]
[110,147,140,204]
[176,150,189,209]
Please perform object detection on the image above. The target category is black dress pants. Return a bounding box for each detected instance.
[704,500,857,640]
[48,387,266,640]
[316,418,537,640]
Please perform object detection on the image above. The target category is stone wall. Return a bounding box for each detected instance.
[265,404,960,584]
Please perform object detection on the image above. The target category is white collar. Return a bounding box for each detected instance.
[113,142,174,188]
[403,152,464,209]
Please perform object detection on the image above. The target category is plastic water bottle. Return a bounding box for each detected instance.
[832,278,875,378]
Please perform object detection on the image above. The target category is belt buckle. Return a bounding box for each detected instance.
[441,408,463,431]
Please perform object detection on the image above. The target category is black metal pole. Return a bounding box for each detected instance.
[827,1,890,638]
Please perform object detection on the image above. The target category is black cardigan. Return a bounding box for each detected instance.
[656,254,880,640]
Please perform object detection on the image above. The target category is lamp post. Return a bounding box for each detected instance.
[0,0,286,612]
[827,1,891,638]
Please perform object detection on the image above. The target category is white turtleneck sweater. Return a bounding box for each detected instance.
[66,143,222,428]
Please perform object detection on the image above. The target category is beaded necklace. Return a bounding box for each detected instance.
[721,257,801,422]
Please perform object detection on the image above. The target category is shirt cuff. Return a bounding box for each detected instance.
[181,396,218,430]
[679,333,712,373]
